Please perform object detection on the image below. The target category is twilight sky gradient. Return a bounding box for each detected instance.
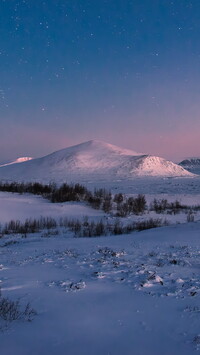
[0,0,200,162]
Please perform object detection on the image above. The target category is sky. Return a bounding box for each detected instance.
[0,0,200,162]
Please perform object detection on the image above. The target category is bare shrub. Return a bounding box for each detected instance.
[1,215,169,239]
[150,198,187,214]
[0,292,36,324]
[187,210,195,222]
[2,217,57,235]
[134,218,168,231]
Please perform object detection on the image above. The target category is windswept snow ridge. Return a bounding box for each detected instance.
[0,140,193,183]
[0,157,33,167]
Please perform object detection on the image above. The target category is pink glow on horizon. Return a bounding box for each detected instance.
[0,123,200,163]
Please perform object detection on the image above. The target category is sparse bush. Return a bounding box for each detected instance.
[73,217,168,237]
[113,219,124,235]
[113,193,124,204]
[150,198,168,213]
[187,210,195,222]
[150,198,187,214]
[131,194,146,214]
[193,335,200,346]
[2,217,57,235]
[116,194,146,217]
[116,202,129,217]
[1,215,169,239]
[102,192,112,213]
[134,218,168,231]
[0,182,114,214]
[0,298,21,321]
[0,289,36,324]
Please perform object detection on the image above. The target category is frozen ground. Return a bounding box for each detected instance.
[0,192,104,224]
[0,184,200,355]
[1,223,200,354]
[0,190,200,227]
[86,176,200,195]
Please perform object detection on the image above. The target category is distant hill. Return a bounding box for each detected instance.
[0,140,194,183]
[179,158,200,175]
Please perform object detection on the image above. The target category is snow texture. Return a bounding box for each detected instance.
[1,217,200,355]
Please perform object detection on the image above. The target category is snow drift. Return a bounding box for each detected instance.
[0,140,193,183]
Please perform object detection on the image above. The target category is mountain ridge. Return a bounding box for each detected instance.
[0,157,33,167]
[179,158,200,175]
[0,140,194,183]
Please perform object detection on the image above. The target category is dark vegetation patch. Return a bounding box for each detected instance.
[0,216,168,238]
[0,288,37,328]
[150,198,190,214]
[0,182,113,212]
[0,182,146,215]
[0,182,198,217]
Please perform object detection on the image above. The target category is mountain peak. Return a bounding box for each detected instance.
[0,141,194,183]
[64,139,141,157]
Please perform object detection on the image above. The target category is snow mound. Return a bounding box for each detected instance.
[0,140,194,183]
[135,155,193,177]
[0,157,33,167]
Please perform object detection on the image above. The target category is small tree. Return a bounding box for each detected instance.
[102,192,112,213]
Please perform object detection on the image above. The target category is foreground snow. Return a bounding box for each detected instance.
[0,188,200,355]
[1,223,200,354]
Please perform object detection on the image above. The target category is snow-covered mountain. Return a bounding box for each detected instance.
[0,140,194,183]
[0,157,33,167]
[179,158,200,175]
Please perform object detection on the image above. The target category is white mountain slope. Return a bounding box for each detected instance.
[0,140,194,183]
[179,158,200,175]
[0,157,33,167]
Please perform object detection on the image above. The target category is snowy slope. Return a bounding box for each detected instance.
[0,140,193,183]
[0,157,33,167]
[179,158,200,175]
[1,221,200,355]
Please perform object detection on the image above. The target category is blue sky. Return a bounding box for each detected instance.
[0,0,200,162]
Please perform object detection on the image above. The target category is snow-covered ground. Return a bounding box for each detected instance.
[0,191,199,226]
[0,183,200,355]
[0,192,104,224]
[86,175,200,195]
[1,222,200,354]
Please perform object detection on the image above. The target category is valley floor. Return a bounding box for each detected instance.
[0,189,200,354]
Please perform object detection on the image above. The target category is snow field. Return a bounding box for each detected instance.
[0,186,200,354]
[1,223,200,354]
